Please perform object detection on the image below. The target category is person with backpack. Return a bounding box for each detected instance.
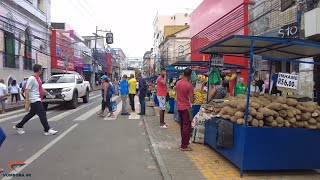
[98,75,115,118]
[137,73,147,115]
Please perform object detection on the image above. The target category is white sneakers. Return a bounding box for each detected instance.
[13,126,57,136]
[44,129,58,136]
[13,126,25,135]
[159,124,168,129]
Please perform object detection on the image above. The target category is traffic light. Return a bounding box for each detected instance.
[106,32,113,44]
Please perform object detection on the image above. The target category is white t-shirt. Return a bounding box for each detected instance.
[9,84,19,94]
[26,76,41,103]
[0,83,6,97]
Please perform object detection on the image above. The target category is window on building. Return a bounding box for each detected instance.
[3,31,16,68]
[37,0,44,12]
[185,13,188,17]
[24,28,33,70]
[185,23,188,26]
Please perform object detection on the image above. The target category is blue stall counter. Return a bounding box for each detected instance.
[204,118,320,171]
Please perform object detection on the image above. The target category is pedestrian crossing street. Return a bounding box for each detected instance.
[0,93,130,125]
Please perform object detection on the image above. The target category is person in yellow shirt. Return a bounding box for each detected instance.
[128,74,137,111]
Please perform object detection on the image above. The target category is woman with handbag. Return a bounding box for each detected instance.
[98,75,115,118]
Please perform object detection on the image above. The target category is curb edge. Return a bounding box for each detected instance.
[143,116,172,180]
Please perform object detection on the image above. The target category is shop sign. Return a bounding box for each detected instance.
[83,64,92,72]
[210,54,223,66]
[278,22,300,38]
[276,73,299,90]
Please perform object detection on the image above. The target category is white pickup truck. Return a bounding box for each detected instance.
[42,74,91,109]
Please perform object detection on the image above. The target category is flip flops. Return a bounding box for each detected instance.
[180,147,192,151]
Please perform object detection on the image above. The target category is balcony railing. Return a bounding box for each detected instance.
[3,52,19,69]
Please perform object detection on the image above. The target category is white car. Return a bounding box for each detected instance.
[42,74,91,109]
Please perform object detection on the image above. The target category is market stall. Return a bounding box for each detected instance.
[167,60,247,120]
[197,35,320,176]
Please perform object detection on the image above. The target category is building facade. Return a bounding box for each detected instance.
[111,48,126,80]
[0,0,51,85]
[142,49,153,76]
[153,12,190,73]
[159,26,190,66]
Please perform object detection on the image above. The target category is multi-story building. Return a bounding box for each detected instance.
[159,26,190,66]
[50,22,87,75]
[0,0,51,85]
[111,48,126,80]
[153,12,190,73]
[142,49,153,76]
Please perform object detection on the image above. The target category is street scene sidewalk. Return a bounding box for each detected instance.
[144,107,320,180]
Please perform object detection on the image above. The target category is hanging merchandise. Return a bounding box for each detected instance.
[190,70,197,83]
[208,67,221,85]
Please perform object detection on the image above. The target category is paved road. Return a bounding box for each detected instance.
[0,91,162,180]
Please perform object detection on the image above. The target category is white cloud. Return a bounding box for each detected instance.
[51,0,203,57]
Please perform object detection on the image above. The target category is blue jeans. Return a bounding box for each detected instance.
[174,100,180,122]
[139,93,146,114]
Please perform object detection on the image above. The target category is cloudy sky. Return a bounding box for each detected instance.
[51,0,203,58]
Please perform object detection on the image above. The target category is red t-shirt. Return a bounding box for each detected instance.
[176,79,194,110]
[156,76,167,96]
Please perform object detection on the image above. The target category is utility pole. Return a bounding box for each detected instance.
[92,26,113,88]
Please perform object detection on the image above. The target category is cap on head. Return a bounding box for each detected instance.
[101,75,108,80]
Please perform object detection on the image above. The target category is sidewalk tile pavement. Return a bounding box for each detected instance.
[144,107,320,180]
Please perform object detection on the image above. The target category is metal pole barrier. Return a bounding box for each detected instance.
[206,55,212,104]
[268,61,272,94]
[240,39,255,177]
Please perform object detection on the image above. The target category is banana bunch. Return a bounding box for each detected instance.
[169,89,176,98]
[224,73,237,81]
[194,89,207,105]
[197,75,207,83]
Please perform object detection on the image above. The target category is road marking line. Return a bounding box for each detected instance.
[104,101,122,120]
[0,109,25,118]
[1,124,79,180]
[0,112,28,123]
[49,102,95,122]
[12,110,57,124]
[129,112,141,120]
[90,94,101,99]
[73,104,101,121]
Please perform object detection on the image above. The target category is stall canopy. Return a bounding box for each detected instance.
[170,60,247,70]
[198,35,320,177]
[200,35,320,60]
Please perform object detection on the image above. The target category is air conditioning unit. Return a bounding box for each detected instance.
[305,8,320,38]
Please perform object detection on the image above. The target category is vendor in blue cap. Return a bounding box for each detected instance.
[98,75,114,118]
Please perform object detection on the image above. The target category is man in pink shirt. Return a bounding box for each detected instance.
[176,68,194,151]
[156,68,167,128]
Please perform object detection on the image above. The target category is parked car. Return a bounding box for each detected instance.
[42,74,91,109]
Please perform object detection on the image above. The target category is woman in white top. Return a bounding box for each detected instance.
[9,80,20,103]
[250,80,260,93]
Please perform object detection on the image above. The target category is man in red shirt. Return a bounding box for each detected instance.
[176,68,194,151]
[156,68,167,128]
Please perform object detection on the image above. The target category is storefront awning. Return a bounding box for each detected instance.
[199,35,320,60]
[169,60,247,69]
